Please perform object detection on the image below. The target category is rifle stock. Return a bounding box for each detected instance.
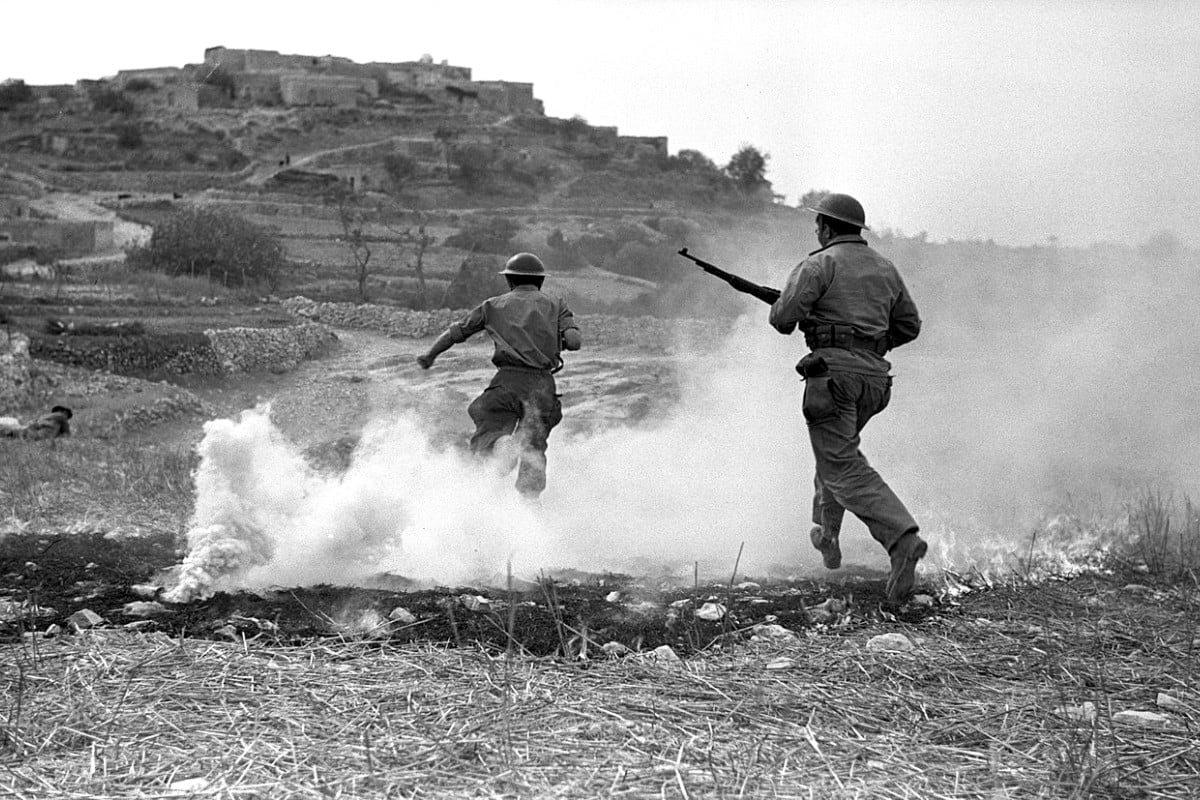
[677,248,781,305]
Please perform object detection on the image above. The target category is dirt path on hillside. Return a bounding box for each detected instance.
[29,192,151,252]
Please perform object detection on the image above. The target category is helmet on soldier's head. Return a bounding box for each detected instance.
[805,193,869,230]
[499,252,547,276]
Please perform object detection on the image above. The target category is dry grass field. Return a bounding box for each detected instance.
[2,292,1198,799]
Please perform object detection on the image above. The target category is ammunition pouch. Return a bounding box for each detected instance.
[795,353,829,380]
[804,325,889,356]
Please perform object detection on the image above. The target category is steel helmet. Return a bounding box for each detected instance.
[499,252,547,276]
[805,193,869,230]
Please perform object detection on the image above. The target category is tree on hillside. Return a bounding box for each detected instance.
[402,216,437,308]
[725,144,771,195]
[442,253,506,309]
[433,125,460,177]
[382,204,438,309]
[89,87,134,115]
[443,216,518,254]
[451,144,496,192]
[669,149,721,174]
[561,115,590,143]
[126,206,284,288]
[326,184,374,302]
[0,79,33,110]
[382,153,418,194]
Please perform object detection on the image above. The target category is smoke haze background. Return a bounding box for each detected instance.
[167,230,1200,597]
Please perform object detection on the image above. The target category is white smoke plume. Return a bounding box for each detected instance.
[165,238,1199,600]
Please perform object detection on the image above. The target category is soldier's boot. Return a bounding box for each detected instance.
[809,525,842,570]
[885,532,928,606]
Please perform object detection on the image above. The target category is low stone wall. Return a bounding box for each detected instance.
[26,322,337,378]
[208,323,339,374]
[280,296,732,349]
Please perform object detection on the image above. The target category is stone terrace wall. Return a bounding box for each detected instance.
[280,296,733,349]
[27,322,337,378]
[208,324,338,374]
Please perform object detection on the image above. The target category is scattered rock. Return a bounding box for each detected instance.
[388,607,417,625]
[131,583,162,599]
[68,609,103,631]
[752,623,799,641]
[695,602,726,621]
[122,601,169,617]
[168,777,212,794]
[1057,702,1097,723]
[123,620,157,632]
[867,633,915,653]
[1112,710,1170,728]
[459,594,490,611]
[647,645,680,662]
[626,600,660,616]
[1156,693,1192,714]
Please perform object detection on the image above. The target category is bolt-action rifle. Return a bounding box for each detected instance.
[677,248,780,305]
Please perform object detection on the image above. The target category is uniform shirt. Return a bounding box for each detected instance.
[449,285,579,371]
[769,235,921,376]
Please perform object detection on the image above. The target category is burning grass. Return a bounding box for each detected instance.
[2,573,1197,799]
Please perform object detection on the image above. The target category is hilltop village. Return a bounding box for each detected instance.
[0,46,685,261]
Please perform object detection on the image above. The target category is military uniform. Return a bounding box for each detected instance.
[770,234,921,555]
[423,268,580,497]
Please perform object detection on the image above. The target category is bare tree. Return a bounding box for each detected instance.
[382,202,438,308]
[328,184,373,302]
[433,125,460,178]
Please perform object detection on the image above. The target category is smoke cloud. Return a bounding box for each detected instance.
[165,237,1200,599]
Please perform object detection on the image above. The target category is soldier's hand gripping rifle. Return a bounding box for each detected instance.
[677,248,781,305]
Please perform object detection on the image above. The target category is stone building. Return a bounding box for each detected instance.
[473,81,542,115]
[39,128,119,158]
[0,219,115,256]
[383,58,472,90]
[115,67,188,88]
[280,74,377,108]
[617,135,669,158]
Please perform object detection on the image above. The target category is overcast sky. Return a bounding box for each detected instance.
[5,0,1198,247]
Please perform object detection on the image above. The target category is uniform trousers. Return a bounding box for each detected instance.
[468,368,562,496]
[803,370,918,552]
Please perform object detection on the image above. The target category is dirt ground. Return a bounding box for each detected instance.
[1,322,942,653]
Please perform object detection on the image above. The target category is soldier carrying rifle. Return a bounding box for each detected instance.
[681,193,926,605]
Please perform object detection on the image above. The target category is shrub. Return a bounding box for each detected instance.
[115,123,144,149]
[443,215,519,254]
[125,206,285,288]
[90,87,134,115]
[451,144,496,191]
[441,254,505,308]
[0,79,34,110]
